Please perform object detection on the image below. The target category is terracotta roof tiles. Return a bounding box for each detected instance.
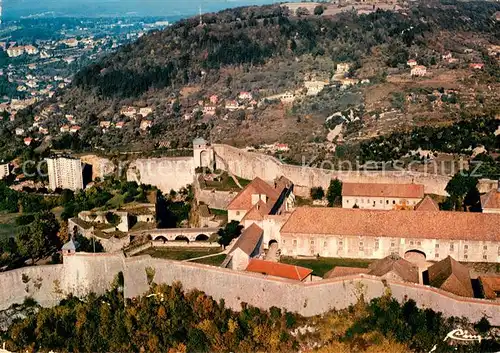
[427,256,473,297]
[342,183,424,199]
[280,207,500,242]
[230,223,263,256]
[478,275,500,300]
[324,266,369,278]
[227,177,281,211]
[415,195,440,211]
[245,259,312,281]
[481,189,500,210]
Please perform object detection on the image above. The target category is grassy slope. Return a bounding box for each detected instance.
[280,256,373,277]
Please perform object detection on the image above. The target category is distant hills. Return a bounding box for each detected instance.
[4,0,300,20]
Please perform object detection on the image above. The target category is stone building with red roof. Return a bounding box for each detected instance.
[278,207,500,262]
[342,182,424,210]
[481,187,500,214]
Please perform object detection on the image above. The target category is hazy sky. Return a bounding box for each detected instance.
[4,0,297,18]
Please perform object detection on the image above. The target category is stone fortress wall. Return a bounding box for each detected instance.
[126,157,195,193]
[213,144,498,197]
[0,253,498,325]
[81,144,497,197]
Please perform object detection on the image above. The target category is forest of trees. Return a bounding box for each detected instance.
[1,283,498,353]
[360,116,500,165]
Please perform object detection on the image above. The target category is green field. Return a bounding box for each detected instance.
[190,254,227,266]
[280,257,374,277]
[137,247,223,261]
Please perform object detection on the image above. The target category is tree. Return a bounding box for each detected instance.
[217,221,243,247]
[445,172,479,211]
[326,179,342,207]
[310,187,325,200]
[15,211,60,264]
[314,5,324,16]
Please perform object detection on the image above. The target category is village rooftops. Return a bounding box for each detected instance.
[280,207,500,242]
[324,266,369,278]
[342,182,424,199]
[245,259,312,281]
[367,254,419,283]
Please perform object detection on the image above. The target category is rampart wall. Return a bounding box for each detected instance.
[126,157,195,193]
[213,144,498,196]
[193,176,236,210]
[1,254,498,326]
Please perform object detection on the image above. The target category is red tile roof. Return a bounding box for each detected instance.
[324,266,369,278]
[478,275,500,300]
[342,183,424,199]
[415,195,440,211]
[227,177,281,211]
[280,207,500,242]
[245,259,312,281]
[481,189,500,210]
[241,200,270,222]
[230,223,263,256]
[427,256,473,297]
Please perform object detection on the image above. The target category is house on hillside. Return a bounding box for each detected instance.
[407,59,417,67]
[209,95,219,105]
[411,65,427,77]
[238,91,253,100]
[469,63,485,70]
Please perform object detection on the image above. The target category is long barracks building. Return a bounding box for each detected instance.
[278,207,500,263]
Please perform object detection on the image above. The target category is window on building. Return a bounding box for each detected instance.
[435,243,439,249]
[236,211,240,216]
[391,242,395,247]
[359,246,364,252]
[282,239,286,244]
[339,240,343,246]
[483,245,487,250]
[359,241,364,247]
[464,245,468,249]
[310,240,314,245]
[346,200,349,203]
[324,241,327,248]
[464,254,468,260]
[375,240,379,251]
[483,255,487,260]
[435,253,439,258]
[392,200,396,204]
[380,200,383,204]
[410,240,414,246]
[293,239,297,246]
[386,200,389,204]
[417,241,421,246]
[450,243,454,251]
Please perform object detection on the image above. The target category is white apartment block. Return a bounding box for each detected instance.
[0,163,9,179]
[46,157,83,191]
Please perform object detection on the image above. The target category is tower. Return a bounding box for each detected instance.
[193,137,214,170]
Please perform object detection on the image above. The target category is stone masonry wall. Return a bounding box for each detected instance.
[213,144,498,197]
[126,157,195,193]
[1,254,498,326]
